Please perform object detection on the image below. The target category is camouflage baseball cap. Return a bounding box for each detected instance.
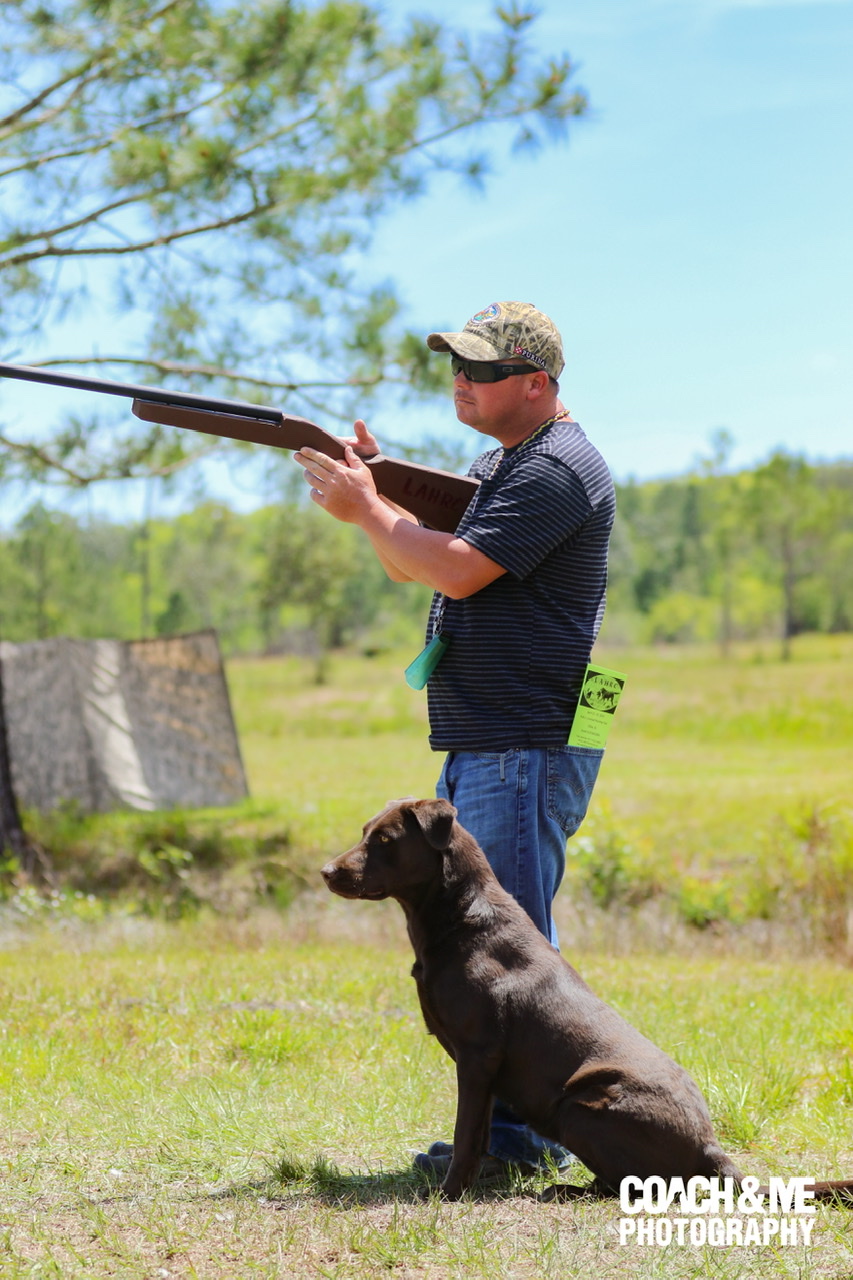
[426,301,564,380]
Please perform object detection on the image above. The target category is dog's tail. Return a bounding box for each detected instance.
[752,1178,853,1206]
[716,1156,853,1207]
[803,1179,853,1206]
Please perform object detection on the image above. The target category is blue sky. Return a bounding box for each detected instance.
[1,0,850,524]
[370,0,852,481]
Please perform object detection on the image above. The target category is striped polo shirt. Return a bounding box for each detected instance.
[425,419,615,751]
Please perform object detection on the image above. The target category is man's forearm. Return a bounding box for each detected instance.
[364,499,418,582]
[355,497,503,599]
[294,442,503,598]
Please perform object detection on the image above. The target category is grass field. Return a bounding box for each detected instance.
[227,632,853,844]
[225,633,853,954]
[3,635,853,1276]
[2,927,853,1278]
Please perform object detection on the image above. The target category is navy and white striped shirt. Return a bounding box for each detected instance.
[425,419,615,751]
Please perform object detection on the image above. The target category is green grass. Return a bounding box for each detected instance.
[598,634,853,854]
[1,927,853,1277]
[223,635,853,952]
[224,646,437,855]
[4,634,853,1274]
[224,632,850,849]
[16,633,853,950]
[225,632,853,853]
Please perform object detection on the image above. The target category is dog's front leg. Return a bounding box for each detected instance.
[441,1056,495,1199]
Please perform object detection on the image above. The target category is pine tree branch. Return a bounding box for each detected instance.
[0,430,220,484]
[0,84,233,180]
[0,56,102,133]
[27,355,386,393]
[0,63,115,142]
[2,190,164,255]
[2,200,278,268]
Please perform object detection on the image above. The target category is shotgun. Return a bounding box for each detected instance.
[0,361,479,534]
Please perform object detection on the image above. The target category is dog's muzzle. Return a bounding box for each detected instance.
[322,856,363,899]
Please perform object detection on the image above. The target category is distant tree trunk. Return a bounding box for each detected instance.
[139,517,152,637]
[0,655,25,856]
[0,651,52,885]
[780,528,796,662]
[716,529,735,662]
[718,571,734,661]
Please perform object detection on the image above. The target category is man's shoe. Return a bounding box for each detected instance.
[425,1140,454,1159]
[412,1148,536,1188]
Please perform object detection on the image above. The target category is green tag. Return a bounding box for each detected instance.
[404,633,451,691]
[568,663,627,749]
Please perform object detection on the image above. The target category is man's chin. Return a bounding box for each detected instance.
[454,403,489,434]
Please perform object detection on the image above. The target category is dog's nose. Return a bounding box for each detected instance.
[320,861,337,884]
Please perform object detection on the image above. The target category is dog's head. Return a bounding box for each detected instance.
[321,798,457,904]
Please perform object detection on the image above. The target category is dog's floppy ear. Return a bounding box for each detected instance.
[408,798,457,850]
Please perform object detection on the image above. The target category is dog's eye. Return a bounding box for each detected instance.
[378,834,391,844]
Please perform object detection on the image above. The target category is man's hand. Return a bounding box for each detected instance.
[295,417,505,598]
[294,443,380,524]
[342,418,380,459]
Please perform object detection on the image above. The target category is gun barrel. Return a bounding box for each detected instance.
[0,360,282,423]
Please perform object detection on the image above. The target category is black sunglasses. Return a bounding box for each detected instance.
[450,356,539,383]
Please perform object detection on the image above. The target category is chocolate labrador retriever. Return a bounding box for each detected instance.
[322,798,853,1203]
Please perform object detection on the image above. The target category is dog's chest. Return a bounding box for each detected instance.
[412,951,517,1044]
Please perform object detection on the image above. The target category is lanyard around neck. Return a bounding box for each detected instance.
[485,409,571,479]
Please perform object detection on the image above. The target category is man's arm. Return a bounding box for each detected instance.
[340,419,418,582]
[295,441,505,599]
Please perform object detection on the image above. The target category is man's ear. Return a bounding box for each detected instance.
[526,369,551,400]
[408,798,457,850]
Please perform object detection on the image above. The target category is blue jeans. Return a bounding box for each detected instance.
[436,745,603,1168]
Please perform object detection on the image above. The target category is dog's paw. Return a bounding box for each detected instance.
[439,1181,466,1202]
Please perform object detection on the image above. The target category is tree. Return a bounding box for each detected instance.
[606,451,853,653]
[0,646,51,882]
[8,502,82,638]
[746,452,831,660]
[0,0,587,487]
[697,429,744,658]
[0,653,28,867]
[258,499,398,680]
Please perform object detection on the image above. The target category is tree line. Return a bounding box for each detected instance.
[0,489,433,664]
[607,451,853,656]
[2,450,851,661]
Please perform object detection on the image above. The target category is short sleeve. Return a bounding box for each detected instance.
[460,454,593,579]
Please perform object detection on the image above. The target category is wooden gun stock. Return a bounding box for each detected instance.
[0,361,478,534]
[130,399,477,533]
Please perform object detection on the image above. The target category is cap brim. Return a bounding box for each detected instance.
[426,330,503,361]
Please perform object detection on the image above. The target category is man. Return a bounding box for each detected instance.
[295,301,615,1181]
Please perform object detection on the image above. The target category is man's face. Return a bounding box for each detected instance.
[451,358,541,439]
